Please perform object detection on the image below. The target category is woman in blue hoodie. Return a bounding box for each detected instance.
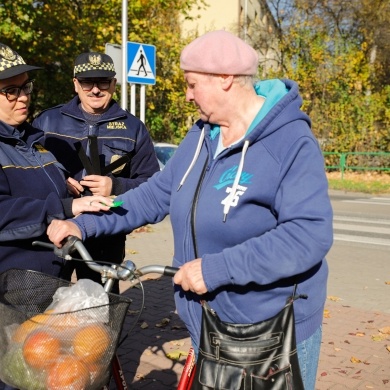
[48,31,333,389]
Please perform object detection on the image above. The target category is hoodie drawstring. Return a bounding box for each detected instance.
[177,130,249,223]
[223,139,249,222]
[177,128,205,191]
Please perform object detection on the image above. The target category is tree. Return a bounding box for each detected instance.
[263,0,390,154]
[0,0,200,142]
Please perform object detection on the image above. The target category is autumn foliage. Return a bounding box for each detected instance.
[0,0,388,151]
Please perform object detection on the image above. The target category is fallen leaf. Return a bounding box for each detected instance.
[156,317,170,328]
[134,225,153,233]
[385,281,390,285]
[355,332,365,337]
[350,356,362,363]
[379,326,390,335]
[324,309,331,318]
[372,334,388,341]
[171,324,186,330]
[170,340,185,347]
[125,248,139,255]
[166,350,188,360]
[140,321,149,329]
[135,373,146,380]
[386,345,390,353]
[327,295,341,301]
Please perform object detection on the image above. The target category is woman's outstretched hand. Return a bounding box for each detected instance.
[47,220,82,248]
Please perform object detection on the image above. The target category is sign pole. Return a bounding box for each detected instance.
[140,85,146,123]
[130,84,136,116]
[121,0,128,110]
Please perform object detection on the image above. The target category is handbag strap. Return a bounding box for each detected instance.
[190,157,209,259]
[288,284,308,304]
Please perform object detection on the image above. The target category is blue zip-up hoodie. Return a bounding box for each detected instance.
[72,79,333,347]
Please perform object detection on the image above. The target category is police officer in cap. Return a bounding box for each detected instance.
[33,52,160,293]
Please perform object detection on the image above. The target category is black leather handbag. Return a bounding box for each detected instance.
[190,296,305,390]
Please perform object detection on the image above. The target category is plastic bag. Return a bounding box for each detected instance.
[46,279,109,323]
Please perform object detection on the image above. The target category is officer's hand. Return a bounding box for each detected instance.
[80,175,113,197]
[67,177,84,197]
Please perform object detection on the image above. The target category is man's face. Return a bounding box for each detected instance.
[0,73,30,127]
[74,77,117,114]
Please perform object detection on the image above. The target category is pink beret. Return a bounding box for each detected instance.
[180,30,258,76]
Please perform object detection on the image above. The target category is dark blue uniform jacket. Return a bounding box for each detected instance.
[0,121,68,275]
[33,96,160,266]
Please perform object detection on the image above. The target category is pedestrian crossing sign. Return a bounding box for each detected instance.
[127,42,156,85]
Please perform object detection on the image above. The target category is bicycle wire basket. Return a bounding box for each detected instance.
[0,268,132,390]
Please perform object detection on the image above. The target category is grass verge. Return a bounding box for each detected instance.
[326,172,390,194]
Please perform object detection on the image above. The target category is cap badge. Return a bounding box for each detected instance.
[89,54,102,66]
[0,45,16,61]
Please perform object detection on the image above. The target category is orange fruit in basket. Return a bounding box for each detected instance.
[72,323,111,363]
[47,312,81,331]
[23,330,61,369]
[12,311,54,343]
[46,355,89,390]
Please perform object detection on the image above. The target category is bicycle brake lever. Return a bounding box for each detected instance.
[55,235,80,259]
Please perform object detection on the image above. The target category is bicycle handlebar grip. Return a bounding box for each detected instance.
[32,240,53,249]
[164,266,179,277]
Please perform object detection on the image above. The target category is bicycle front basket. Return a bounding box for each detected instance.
[0,268,132,390]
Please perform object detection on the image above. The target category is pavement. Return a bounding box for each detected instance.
[113,216,390,389]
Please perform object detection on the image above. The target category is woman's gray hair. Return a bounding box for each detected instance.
[233,75,257,87]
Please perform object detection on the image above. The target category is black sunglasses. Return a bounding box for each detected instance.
[77,79,113,91]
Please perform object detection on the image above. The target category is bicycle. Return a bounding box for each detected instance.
[0,236,182,390]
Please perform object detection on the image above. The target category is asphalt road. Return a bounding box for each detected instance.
[326,190,390,313]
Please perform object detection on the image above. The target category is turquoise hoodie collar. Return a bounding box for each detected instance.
[209,79,289,140]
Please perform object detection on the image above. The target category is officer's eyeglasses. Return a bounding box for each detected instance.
[0,79,34,102]
[77,79,113,91]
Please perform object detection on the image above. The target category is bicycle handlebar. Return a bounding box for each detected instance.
[32,236,178,287]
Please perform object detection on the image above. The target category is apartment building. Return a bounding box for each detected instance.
[181,0,280,75]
